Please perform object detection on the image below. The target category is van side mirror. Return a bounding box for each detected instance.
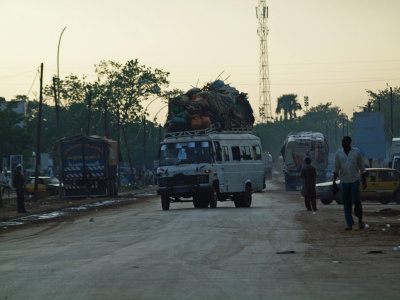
[389,162,392,168]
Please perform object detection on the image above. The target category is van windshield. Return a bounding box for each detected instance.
[159,141,212,166]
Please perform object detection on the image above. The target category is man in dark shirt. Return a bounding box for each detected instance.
[301,157,317,212]
[12,164,27,213]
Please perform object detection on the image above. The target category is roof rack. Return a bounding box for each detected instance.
[164,124,253,138]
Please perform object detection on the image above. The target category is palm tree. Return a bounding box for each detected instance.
[276,94,302,120]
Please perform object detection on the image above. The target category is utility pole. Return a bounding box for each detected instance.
[342,118,345,137]
[117,104,121,188]
[34,63,44,201]
[334,120,338,150]
[52,77,60,138]
[57,27,66,107]
[87,86,92,136]
[143,116,146,184]
[390,86,393,137]
[104,96,108,138]
[304,96,309,112]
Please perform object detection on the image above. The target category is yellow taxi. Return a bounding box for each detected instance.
[25,177,61,195]
[316,168,400,205]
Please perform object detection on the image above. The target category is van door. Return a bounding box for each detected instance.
[213,141,224,192]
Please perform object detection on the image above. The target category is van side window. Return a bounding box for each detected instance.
[214,142,222,162]
[222,146,230,161]
[241,146,252,160]
[231,146,241,161]
[253,145,262,160]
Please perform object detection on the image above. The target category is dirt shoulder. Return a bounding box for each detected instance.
[296,199,400,293]
[0,186,158,223]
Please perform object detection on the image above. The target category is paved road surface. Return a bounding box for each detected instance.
[1,182,398,299]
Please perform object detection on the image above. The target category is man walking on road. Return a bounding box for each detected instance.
[301,157,317,212]
[12,164,28,213]
[333,136,367,231]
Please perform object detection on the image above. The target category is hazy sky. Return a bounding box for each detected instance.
[1,0,400,123]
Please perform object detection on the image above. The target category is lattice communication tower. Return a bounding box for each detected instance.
[256,0,272,123]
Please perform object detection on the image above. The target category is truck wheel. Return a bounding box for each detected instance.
[208,186,218,208]
[320,197,333,205]
[193,194,208,208]
[161,195,170,210]
[379,196,391,204]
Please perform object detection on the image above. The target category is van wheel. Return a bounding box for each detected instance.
[208,186,218,208]
[393,192,400,204]
[379,196,391,204]
[233,194,243,207]
[242,185,252,207]
[235,185,252,208]
[193,194,208,208]
[161,195,170,210]
[320,197,333,205]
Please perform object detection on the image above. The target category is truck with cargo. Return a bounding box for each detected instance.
[55,135,119,198]
[157,127,264,210]
[281,132,329,191]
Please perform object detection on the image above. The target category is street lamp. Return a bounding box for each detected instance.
[57,27,67,105]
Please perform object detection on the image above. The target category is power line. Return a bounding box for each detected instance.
[26,66,40,97]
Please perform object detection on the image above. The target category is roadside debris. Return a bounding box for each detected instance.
[368,250,384,254]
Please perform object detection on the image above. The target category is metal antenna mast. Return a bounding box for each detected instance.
[256,0,272,123]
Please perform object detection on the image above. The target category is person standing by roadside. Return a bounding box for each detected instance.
[1,170,11,198]
[333,136,367,231]
[12,164,28,213]
[300,157,317,212]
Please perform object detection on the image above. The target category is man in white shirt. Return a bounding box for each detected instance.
[333,136,367,231]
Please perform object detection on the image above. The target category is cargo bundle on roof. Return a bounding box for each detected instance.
[164,80,254,132]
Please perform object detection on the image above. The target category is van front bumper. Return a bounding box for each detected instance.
[157,185,213,198]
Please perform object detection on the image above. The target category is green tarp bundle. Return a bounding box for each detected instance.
[165,80,254,132]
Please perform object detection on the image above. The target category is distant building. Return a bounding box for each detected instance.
[0,100,26,127]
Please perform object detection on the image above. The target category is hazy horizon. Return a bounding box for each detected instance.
[1,0,400,122]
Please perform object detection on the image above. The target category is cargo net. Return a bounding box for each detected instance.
[164,80,255,133]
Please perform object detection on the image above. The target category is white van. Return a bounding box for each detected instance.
[157,128,265,210]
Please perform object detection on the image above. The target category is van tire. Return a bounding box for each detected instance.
[161,195,170,210]
[208,186,218,208]
[234,185,252,208]
[242,185,252,207]
[193,194,208,208]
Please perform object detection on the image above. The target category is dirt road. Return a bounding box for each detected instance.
[1,180,400,299]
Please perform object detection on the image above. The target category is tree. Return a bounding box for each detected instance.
[365,86,400,141]
[276,94,302,120]
[0,105,32,167]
